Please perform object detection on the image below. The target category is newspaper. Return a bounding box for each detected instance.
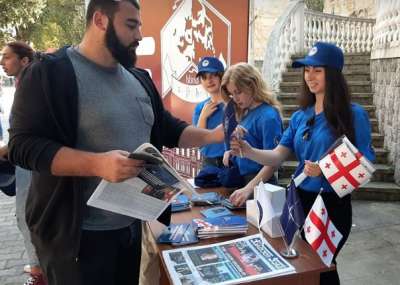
[162,234,295,285]
[87,143,197,221]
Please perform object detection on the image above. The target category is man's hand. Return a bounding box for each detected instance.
[94,150,145,183]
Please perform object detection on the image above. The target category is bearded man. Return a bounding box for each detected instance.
[8,1,221,284]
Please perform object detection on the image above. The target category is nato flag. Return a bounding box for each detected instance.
[223,99,237,150]
[280,177,305,246]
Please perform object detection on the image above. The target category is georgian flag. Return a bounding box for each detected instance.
[304,195,342,267]
[318,137,375,198]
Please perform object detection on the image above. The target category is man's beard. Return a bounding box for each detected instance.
[105,22,138,68]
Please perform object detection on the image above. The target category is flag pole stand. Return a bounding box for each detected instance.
[280,233,299,258]
[280,247,298,258]
[278,226,299,259]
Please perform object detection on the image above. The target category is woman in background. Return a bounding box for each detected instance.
[0,41,46,285]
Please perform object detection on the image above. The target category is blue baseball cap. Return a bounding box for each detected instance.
[292,42,344,71]
[197,57,224,75]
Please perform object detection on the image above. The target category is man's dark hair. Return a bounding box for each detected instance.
[86,0,140,27]
[6,41,34,62]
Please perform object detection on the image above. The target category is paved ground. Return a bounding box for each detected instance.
[0,192,399,284]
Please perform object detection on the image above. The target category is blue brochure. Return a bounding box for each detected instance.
[172,224,198,246]
[157,224,190,244]
[191,192,222,205]
[200,206,233,219]
[171,194,191,212]
[193,215,247,229]
[157,223,198,246]
[221,198,246,210]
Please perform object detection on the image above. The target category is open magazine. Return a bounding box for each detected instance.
[87,143,197,221]
[162,234,295,285]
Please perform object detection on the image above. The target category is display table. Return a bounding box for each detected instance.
[148,187,333,285]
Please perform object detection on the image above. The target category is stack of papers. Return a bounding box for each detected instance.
[191,192,222,206]
[192,215,248,239]
[171,194,191,212]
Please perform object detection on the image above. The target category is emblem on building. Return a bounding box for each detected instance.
[161,0,231,103]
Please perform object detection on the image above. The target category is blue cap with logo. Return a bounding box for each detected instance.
[292,42,344,71]
[197,56,225,75]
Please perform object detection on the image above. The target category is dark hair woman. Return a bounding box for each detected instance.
[229,42,375,285]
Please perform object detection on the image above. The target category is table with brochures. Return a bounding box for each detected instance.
[148,187,334,285]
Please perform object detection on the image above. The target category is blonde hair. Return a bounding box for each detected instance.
[221,62,282,120]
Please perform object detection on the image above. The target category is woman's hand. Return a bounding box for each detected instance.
[229,187,252,207]
[200,101,218,119]
[223,150,231,167]
[230,137,252,158]
[304,160,322,177]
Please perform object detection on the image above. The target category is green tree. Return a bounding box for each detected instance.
[29,0,85,50]
[0,0,85,51]
[305,0,324,12]
[0,0,46,45]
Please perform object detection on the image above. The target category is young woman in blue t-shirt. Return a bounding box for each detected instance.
[230,42,375,285]
[192,57,226,168]
[221,62,283,206]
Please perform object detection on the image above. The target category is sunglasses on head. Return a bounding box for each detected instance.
[302,115,315,141]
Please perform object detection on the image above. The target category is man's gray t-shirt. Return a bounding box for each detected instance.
[67,47,154,230]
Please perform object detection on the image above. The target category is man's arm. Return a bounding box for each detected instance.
[178,125,224,148]
[50,147,145,182]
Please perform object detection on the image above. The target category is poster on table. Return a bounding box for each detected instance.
[162,234,295,285]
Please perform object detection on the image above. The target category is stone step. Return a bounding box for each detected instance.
[279,161,395,182]
[280,81,372,93]
[281,71,370,82]
[282,104,376,118]
[284,147,388,164]
[282,116,379,133]
[277,178,400,201]
[278,92,374,105]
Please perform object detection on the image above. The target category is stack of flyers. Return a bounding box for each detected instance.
[191,192,222,206]
[221,198,246,210]
[171,194,191,212]
[192,215,248,239]
[200,206,233,219]
[157,223,199,246]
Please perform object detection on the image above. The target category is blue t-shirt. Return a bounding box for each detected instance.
[237,103,282,176]
[192,98,225,158]
[279,103,375,193]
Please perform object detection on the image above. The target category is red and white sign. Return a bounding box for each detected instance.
[304,195,343,267]
[318,140,373,197]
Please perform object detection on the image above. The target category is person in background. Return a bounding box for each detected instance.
[192,56,225,169]
[0,41,46,285]
[220,62,283,206]
[229,42,375,285]
[7,1,222,284]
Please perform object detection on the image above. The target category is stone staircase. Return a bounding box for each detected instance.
[257,53,400,201]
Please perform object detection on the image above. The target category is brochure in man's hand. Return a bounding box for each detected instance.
[87,143,197,221]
